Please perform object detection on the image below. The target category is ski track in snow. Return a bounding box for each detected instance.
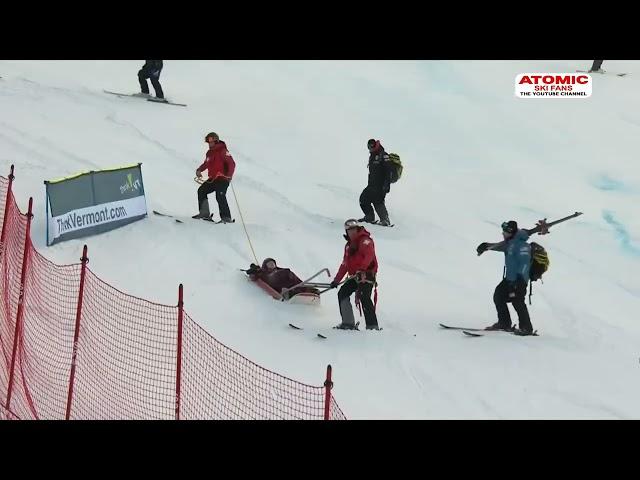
[0,120,102,172]
[103,113,189,161]
[234,174,337,226]
[602,210,640,256]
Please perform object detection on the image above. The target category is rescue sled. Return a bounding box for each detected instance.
[245,268,333,306]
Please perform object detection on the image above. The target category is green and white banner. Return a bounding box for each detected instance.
[45,164,147,246]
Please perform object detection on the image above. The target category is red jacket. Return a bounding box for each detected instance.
[333,228,378,283]
[196,141,236,180]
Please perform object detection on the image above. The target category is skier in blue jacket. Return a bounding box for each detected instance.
[476,219,548,335]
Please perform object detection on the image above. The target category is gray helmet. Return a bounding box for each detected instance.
[344,218,360,230]
[205,132,219,142]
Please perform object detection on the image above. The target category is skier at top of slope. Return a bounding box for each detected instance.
[137,60,164,100]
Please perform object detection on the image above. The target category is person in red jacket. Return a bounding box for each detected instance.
[194,132,236,222]
[329,219,381,330]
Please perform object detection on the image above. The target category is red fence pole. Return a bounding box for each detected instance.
[0,165,15,256]
[5,197,34,412]
[65,245,89,420]
[323,364,333,420]
[175,284,184,420]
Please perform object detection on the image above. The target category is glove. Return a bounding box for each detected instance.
[247,264,260,275]
[329,280,338,289]
[507,281,517,298]
[537,219,549,235]
[383,181,390,194]
[476,242,489,256]
[196,169,203,179]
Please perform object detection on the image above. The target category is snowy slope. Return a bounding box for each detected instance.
[1,60,640,419]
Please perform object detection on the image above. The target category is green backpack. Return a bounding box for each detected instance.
[528,242,550,304]
[388,153,403,183]
[529,242,549,282]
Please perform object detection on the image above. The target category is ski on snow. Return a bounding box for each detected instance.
[359,220,395,228]
[289,322,365,339]
[439,323,487,332]
[439,323,538,337]
[462,329,538,337]
[147,97,187,107]
[104,90,187,107]
[153,210,183,223]
[289,323,328,339]
[153,210,235,224]
[575,70,628,77]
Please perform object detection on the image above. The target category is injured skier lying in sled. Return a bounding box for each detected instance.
[245,258,322,302]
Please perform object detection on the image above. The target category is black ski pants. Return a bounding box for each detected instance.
[359,186,388,221]
[338,277,378,328]
[138,65,164,98]
[198,178,231,219]
[493,278,532,331]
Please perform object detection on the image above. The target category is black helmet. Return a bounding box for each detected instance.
[367,139,377,150]
[262,258,277,270]
[205,132,219,142]
[501,220,518,235]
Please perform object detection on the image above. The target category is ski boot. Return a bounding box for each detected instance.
[334,323,359,330]
[358,216,376,224]
[377,218,392,227]
[513,328,536,336]
[485,322,514,332]
[366,324,382,331]
[193,201,211,219]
